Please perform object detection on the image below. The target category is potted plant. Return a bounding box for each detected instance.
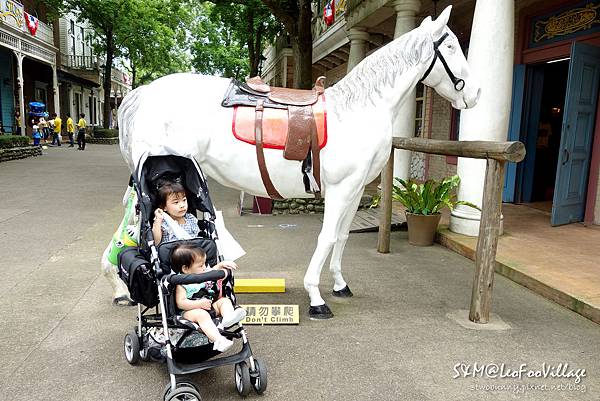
[393,175,479,246]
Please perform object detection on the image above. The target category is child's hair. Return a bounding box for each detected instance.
[171,243,206,273]
[156,179,186,208]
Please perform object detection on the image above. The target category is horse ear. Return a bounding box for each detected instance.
[431,5,452,37]
[420,16,432,28]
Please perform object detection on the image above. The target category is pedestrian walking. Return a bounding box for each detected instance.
[77,113,87,150]
[66,114,75,147]
[51,113,62,146]
[38,117,48,143]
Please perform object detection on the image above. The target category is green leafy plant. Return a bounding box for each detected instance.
[0,135,31,149]
[392,175,480,215]
[93,127,119,138]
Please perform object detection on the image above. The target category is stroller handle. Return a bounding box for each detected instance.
[167,270,226,286]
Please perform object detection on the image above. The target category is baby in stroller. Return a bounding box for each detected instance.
[171,243,246,352]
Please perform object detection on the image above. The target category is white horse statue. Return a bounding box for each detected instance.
[106,6,480,317]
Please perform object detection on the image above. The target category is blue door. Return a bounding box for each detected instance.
[503,65,526,202]
[551,42,600,226]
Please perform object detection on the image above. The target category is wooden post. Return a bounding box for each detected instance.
[469,159,506,323]
[377,149,394,253]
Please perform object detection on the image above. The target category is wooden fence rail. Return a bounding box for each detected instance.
[377,138,526,324]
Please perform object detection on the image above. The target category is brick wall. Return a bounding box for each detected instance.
[424,90,457,181]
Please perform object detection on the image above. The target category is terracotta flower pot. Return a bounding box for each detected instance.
[405,213,442,246]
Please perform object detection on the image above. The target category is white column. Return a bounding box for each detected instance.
[450,0,514,236]
[14,52,25,135]
[52,64,60,117]
[346,28,370,72]
[282,56,287,87]
[391,0,421,179]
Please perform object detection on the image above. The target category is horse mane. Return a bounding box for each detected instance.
[328,28,437,114]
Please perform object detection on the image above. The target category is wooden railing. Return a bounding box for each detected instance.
[61,54,99,70]
[377,138,526,324]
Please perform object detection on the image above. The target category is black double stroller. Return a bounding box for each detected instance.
[117,154,267,401]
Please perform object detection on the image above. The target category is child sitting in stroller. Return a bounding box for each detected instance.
[152,178,199,244]
[171,243,246,353]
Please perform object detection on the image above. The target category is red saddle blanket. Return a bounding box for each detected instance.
[232,95,327,150]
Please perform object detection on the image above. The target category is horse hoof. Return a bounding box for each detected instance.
[332,285,353,298]
[309,304,334,319]
[113,296,136,306]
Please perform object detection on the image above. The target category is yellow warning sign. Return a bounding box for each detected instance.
[240,304,299,325]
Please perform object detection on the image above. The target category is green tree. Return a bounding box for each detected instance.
[258,0,313,88]
[121,1,192,87]
[190,3,249,79]
[192,1,280,79]
[44,0,192,127]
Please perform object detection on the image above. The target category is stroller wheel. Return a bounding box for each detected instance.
[234,361,251,397]
[250,357,268,394]
[164,386,202,401]
[162,380,197,401]
[123,330,140,365]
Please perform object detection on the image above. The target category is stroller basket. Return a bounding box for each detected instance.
[118,247,158,308]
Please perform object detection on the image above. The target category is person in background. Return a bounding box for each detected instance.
[38,117,48,143]
[0,120,5,134]
[51,112,61,146]
[32,119,41,146]
[77,113,87,150]
[66,113,75,147]
[15,110,21,135]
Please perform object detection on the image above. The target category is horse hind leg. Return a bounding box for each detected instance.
[101,245,133,306]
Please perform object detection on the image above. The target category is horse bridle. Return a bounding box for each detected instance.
[420,32,465,91]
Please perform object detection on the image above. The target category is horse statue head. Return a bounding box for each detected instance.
[331,5,479,115]
[418,6,480,109]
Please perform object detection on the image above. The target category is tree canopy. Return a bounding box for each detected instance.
[43,0,192,127]
[191,1,281,79]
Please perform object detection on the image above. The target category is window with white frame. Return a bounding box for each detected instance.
[80,26,85,56]
[70,20,76,55]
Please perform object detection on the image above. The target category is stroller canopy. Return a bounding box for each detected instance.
[134,154,216,221]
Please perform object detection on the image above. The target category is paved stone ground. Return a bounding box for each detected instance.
[1,145,599,401]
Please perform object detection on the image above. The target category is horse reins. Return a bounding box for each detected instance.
[420,32,465,91]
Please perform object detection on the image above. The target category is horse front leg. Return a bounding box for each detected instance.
[329,191,364,298]
[304,185,363,319]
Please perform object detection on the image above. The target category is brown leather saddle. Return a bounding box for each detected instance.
[221,76,326,200]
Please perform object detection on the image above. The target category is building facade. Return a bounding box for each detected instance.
[0,0,58,135]
[261,0,600,228]
[54,12,131,129]
[0,3,131,136]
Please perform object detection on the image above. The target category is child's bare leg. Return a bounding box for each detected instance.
[183,309,222,342]
[213,297,234,317]
[214,298,246,327]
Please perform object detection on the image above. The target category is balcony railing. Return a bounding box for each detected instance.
[34,19,54,46]
[0,0,54,47]
[61,54,99,70]
[312,0,346,42]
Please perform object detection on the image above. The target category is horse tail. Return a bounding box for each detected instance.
[118,86,146,168]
